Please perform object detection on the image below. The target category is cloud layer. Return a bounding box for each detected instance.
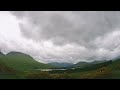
[0,11,120,63]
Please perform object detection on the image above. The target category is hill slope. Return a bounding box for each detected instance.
[0,56,18,79]
[0,52,4,57]
[71,60,107,68]
[0,52,54,71]
[106,58,120,79]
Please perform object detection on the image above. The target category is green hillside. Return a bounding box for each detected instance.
[49,60,112,74]
[0,54,18,79]
[72,60,107,68]
[0,52,4,57]
[1,51,120,79]
[25,60,113,79]
[106,59,120,79]
[66,60,120,79]
[0,52,54,71]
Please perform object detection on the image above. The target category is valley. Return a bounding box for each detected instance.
[0,51,120,79]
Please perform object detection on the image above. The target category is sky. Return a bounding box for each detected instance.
[0,11,120,64]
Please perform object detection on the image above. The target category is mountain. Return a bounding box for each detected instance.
[49,60,108,68]
[112,56,120,61]
[68,59,120,79]
[72,60,107,68]
[0,56,18,79]
[0,51,54,71]
[0,52,4,56]
[73,62,90,68]
[0,60,15,73]
[90,60,107,64]
[105,58,120,78]
[48,62,73,68]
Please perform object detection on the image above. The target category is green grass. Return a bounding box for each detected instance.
[0,72,18,79]
[105,59,120,79]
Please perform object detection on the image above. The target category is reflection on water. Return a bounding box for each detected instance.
[35,68,77,71]
[35,69,66,71]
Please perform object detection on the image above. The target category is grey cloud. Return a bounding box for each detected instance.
[8,11,120,63]
[11,11,120,46]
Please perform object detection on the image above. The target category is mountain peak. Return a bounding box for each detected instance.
[6,51,34,60]
[7,51,25,55]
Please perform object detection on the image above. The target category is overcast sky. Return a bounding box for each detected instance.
[0,11,120,63]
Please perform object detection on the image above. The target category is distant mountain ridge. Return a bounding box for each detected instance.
[48,60,107,68]
[72,60,107,68]
[48,62,73,68]
[72,62,90,68]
